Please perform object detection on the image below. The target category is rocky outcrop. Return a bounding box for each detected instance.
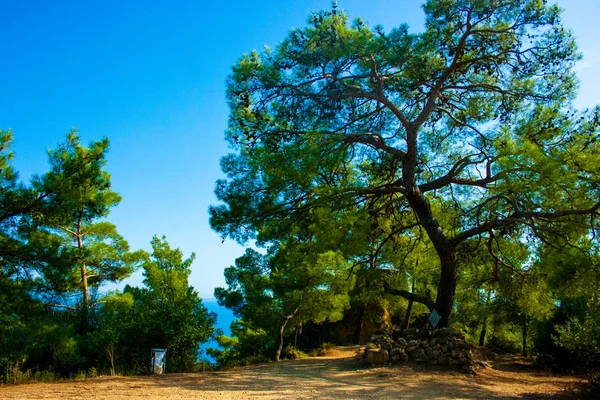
[363,327,481,374]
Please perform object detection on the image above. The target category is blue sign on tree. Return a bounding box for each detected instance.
[429,309,441,328]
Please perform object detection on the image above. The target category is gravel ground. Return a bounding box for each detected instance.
[1,346,596,399]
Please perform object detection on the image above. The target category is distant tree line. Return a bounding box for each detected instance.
[0,130,216,383]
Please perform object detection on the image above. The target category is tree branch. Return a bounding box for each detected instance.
[383,281,435,311]
[452,201,600,245]
[344,133,407,160]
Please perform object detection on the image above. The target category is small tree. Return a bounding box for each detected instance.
[125,236,217,372]
[27,132,144,316]
[90,292,135,375]
[216,240,351,362]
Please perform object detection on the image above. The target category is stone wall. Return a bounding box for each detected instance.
[364,327,480,373]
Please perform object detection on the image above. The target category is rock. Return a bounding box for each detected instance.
[381,342,393,350]
[365,343,379,350]
[391,354,400,362]
[409,348,425,359]
[406,345,418,353]
[403,328,421,338]
[367,348,389,365]
[438,356,449,365]
[433,344,441,350]
[458,357,467,365]
[462,365,476,374]
[390,348,400,356]
[451,349,461,358]
[428,350,441,359]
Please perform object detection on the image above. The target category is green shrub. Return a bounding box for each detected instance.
[554,316,600,386]
[0,363,59,385]
[282,346,308,360]
[310,342,334,357]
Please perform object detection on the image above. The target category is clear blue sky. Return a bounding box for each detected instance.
[1,0,598,299]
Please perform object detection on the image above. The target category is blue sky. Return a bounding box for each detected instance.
[1,0,598,299]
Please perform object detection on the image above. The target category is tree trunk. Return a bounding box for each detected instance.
[274,308,298,362]
[81,262,89,303]
[294,321,302,348]
[354,304,367,344]
[76,220,89,305]
[479,289,491,346]
[403,279,415,330]
[105,343,115,376]
[479,321,487,346]
[403,177,457,328]
[522,320,529,357]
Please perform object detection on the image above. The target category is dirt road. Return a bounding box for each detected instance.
[1,347,596,399]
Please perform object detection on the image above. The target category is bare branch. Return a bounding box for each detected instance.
[383,281,435,311]
[344,132,407,160]
[452,201,600,245]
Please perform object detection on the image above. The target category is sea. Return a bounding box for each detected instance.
[200,299,236,363]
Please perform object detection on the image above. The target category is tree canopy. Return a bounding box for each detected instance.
[211,0,600,327]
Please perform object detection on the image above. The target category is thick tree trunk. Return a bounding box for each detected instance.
[383,126,458,328]
[434,254,457,328]
[404,183,457,328]
[274,308,298,362]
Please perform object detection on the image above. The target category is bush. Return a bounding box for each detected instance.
[554,316,600,386]
[310,342,334,357]
[282,346,308,360]
[220,353,271,369]
[487,333,522,354]
[0,362,59,385]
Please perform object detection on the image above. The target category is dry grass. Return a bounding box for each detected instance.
[1,346,597,399]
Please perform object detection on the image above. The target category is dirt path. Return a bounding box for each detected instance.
[1,347,596,399]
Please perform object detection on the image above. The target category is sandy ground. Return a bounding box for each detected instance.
[1,347,597,400]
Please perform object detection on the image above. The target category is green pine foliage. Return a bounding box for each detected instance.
[209,0,600,382]
[0,132,216,381]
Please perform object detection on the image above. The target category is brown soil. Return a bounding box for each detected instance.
[1,346,597,399]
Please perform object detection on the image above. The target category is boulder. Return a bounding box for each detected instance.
[381,342,393,350]
[367,348,389,365]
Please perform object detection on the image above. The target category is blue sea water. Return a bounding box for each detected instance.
[199,299,236,363]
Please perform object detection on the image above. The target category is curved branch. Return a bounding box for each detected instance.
[451,201,600,246]
[383,281,435,311]
[344,133,407,160]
